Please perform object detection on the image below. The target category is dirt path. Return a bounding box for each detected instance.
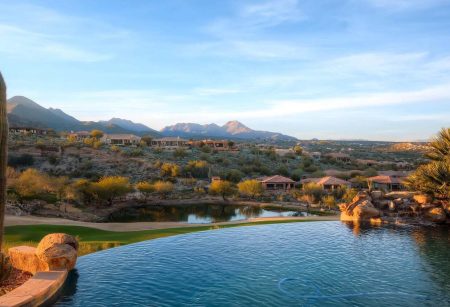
[5,214,339,232]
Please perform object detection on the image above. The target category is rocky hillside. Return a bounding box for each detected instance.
[7,96,160,137]
[162,120,297,141]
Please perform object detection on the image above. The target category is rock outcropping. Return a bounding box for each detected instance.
[339,192,380,222]
[340,190,450,225]
[8,233,78,274]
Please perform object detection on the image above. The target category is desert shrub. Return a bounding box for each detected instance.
[310,170,325,178]
[199,153,211,162]
[153,147,163,154]
[173,148,187,158]
[160,163,181,177]
[72,179,96,205]
[265,149,277,161]
[153,181,174,198]
[290,168,304,181]
[342,188,358,203]
[90,129,104,139]
[322,195,336,209]
[200,146,212,153]
[331,186,347,200]
[92,176,132,206]
[293,145,303,155]
[301,182,324,204]
[363,167,378,177]
[225,169,245,183]
[352,176,368,189]
[124,148,144,157]
[209,180,234,200]
[184,160,209,178]
[237,180,264,198]
[110,145,121,153]
[277,165,289,177]
[12,168,52,199]
[136,181,154,200]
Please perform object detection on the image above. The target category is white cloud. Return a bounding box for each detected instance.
[190,0,306,60]
[0,24,112,62]
[0,2,133,62]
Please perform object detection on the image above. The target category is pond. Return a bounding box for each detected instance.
[108,203,311,223]
[55,222,450,306]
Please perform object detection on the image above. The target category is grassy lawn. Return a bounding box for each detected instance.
[3,219,331,256]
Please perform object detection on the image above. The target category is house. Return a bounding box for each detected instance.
[151,137,188,149]
[301,176,351,191]
[69,131,90,141]
[258,175,295,191]
[9,127,49,135]
[274,148,295,156]
[367,175,406,191]
[325,152,352,163]
[101,134,141,146]
[191,139,237,151]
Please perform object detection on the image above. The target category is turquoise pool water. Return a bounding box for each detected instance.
[55,222,449,306]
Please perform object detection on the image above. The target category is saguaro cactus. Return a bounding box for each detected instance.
[0,71,8,250]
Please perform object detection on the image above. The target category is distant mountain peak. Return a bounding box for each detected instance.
[7,96,43,110]
[161,120,297,141]
[223,120,251,134]
[6,95,161,137]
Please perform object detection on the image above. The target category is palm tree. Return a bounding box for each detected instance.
[426,128,450,161]
[405,128,450,199]
[0,71,8,251]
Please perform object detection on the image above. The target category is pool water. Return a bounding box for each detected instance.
[55,222,450,306]
[108,203,310,223]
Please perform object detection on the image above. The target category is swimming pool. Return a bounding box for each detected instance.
[55,222,449,306]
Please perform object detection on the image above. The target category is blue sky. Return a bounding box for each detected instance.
[1,0,449,141]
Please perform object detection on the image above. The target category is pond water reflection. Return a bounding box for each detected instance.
[108,203,310,223]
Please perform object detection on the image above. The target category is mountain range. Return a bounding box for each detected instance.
[162,121,296,141]
[6,96,297,141]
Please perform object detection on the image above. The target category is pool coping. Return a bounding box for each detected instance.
[0,270,68,307]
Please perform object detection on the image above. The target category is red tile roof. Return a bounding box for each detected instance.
[259,175,295,184]
[301,176,350,186]
[368,175,405,184]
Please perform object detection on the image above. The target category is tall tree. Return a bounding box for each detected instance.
[405,128,450,199]
[0,72,8,250]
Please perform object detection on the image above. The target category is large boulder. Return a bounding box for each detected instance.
[352,200,380,221]
[36,233,79,254]
[8,246,46,274]
[8,233,78,274]
[424,207,447,223]
[385,191,414,200]
[36,244,77,271]
[413,194,432,205]
[352,191,371,203]
[340,197,380,222]
[370,191,383,200]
